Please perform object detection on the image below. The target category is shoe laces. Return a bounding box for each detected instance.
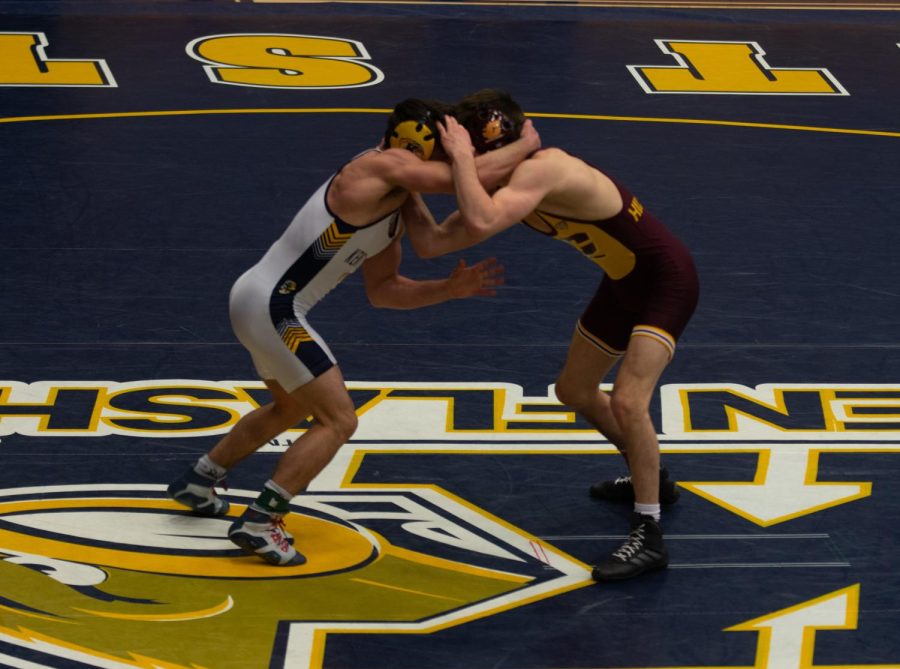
[194,468,229,495]
[206,478,227,507]
[267,515,290,552]
[613,475,632,486]
[612,525,647,561]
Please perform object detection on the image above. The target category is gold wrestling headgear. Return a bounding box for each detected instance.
[388,119,437,160]
[384,99,446,161]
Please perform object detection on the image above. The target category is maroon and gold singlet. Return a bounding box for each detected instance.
[521,178,699,358]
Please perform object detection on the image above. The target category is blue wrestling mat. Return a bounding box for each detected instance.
[1,1,899,668]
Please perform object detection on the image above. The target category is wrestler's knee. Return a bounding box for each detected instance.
[320,410,359,444]
[609,390,648,428]
[555,377,598,413]
[320,404,359,444]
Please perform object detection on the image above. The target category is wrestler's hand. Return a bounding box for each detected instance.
[519,119,541,153]
[447,257,505,298]
[438,116,476,163]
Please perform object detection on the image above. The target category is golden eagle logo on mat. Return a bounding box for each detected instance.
[0,484,589,668]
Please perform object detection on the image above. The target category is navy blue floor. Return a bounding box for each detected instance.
[2,2,900,668]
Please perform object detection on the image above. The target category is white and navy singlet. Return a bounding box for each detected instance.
[228,165,402,392]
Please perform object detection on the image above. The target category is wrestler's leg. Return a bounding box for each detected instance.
[228,366,357,566]
[270,365,357,495]
[554,327,625,450]
[607,334,672,505]
[591,335,673,581]
[168,379,312,517]
[207,378,311,469]
[558,325,678,504]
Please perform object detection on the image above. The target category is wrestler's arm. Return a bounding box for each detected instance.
[401,194,479,258]
[402,167,547,260]
[439,117,551,240]
[362,233,504,309]
[471,119,540,190]
[376,120,540,194]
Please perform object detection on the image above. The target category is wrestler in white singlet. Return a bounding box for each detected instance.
[229,153,402,392]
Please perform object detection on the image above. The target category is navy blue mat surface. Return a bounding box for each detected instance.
[2,2,899,668]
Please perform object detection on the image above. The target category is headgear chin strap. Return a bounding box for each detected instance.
[388,119,436,160]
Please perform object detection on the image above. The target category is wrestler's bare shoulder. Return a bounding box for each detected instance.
[526,148,596,180]
[528,149,621,219]
[328,149,408,225]
[510,148,575,184]
[530,147,576,164]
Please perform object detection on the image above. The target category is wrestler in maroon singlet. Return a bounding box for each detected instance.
[521,177,699,359]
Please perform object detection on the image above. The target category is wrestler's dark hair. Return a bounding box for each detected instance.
[383,98,452,160]
[455,89,525,153]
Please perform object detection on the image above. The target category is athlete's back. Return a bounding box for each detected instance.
[520,148,623,221]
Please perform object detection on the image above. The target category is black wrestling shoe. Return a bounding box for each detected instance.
[589,467,680,505]
[592,513,668,581]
